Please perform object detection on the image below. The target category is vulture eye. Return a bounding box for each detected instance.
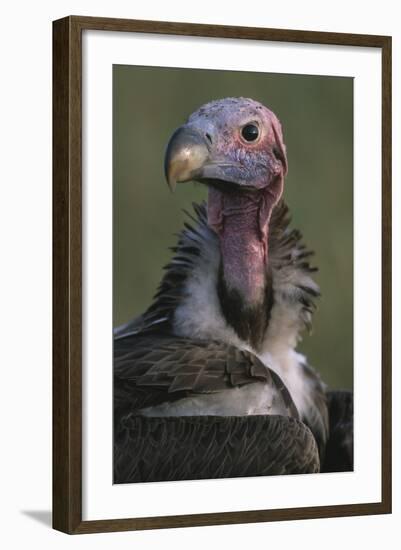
[241,124,259,142]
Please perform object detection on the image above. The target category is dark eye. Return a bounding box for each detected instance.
[241,124,259,142]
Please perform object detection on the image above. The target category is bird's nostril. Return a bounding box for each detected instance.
[205,133,213,144]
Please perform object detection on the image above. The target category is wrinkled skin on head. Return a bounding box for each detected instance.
[186,97,287,191]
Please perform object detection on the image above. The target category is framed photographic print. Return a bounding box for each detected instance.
[53,15,392,534]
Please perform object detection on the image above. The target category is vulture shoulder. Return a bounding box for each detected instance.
[114,334,299,418]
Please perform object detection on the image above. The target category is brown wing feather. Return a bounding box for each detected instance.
[114,334,299,417]
[114,415,320,483]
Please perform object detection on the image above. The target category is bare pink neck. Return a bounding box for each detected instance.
[209,189,269,306]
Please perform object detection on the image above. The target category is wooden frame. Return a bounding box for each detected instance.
[53,15,392,534]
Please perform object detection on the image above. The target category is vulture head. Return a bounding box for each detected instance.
[165,97,288,342]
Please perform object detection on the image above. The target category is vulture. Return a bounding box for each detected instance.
[114,97,353,483]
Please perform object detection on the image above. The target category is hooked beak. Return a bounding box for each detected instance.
[164,127,210,192]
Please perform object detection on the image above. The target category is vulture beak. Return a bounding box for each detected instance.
[164,127,210,192]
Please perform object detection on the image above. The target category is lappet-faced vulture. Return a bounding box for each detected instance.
[114,97,353,483]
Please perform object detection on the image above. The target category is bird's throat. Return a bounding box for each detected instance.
[208,186,273,307]
[207,187,275,348]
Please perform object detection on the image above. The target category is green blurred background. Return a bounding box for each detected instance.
[113,65,353,390]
